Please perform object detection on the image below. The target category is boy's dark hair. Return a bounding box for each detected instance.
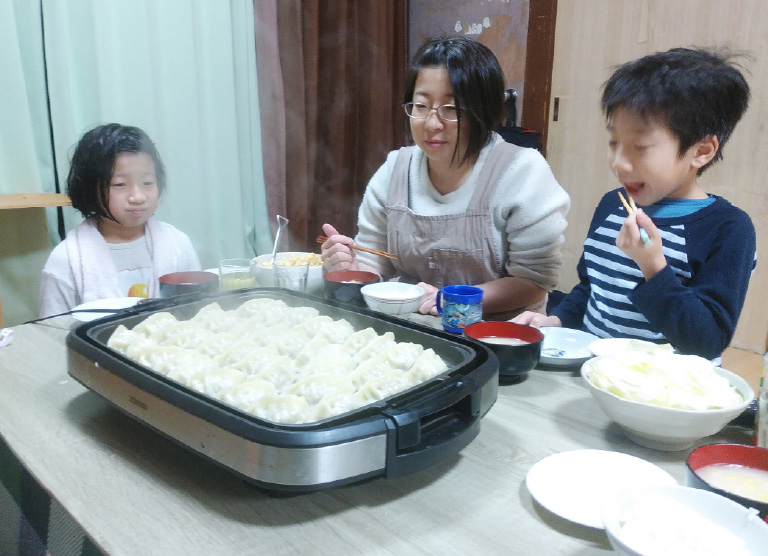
[403,36,505,166]
[601,47,750,175]
[67,123,166,220]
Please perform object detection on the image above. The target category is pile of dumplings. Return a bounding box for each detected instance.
[107,297,449,424]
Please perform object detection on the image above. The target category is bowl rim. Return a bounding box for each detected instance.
[159,271,219,285]
[323,270,381,283]
[601,484,768,551]
[581,359,754,416]
[463,321,544,344]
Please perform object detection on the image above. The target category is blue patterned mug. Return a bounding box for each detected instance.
[435,285,484,333]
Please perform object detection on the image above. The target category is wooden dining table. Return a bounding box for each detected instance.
[0,312,755,555]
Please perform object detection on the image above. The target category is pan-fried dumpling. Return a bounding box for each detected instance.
[287,373,354,405]
[282,306,321,326]
[204,310,245,334]
[215,338,261,368]
[233,345,282,375]
[292,315,334,338]
[195,332,238,358]
[166,352,218,385]
[132,311,177,337]
[236,297,288,318]
[163,326,215,349]
[190,302,225,324]
[406,348,449,383]
[255,356,297,390]
[150,320,204,344]
[312,318,355,344]
[354,332,397,363]
[254,322,291,348]
[341,327,380,355]
[297,349,356,377]
[384,342,424,371]
[125,337,159,360]
[275,325,314,357]
[294,336,335,367]
[107,324,139,354]
[248,394,310,424]
[310,391,368,421]
[189,368,246,397]
[134,345,185,373]
[358,371,411,403]
[349,358,399,389]
[218,379,277,410]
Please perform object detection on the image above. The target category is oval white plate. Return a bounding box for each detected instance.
[539,327,600,366]
[71,297,141,322]
[525,449,677,529]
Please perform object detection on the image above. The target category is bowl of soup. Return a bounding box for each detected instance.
[463,321,543,383]
[323,270,380,308]
[686,443,768,522]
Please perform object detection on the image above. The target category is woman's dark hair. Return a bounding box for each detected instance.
[67,123,166,219]
[403,36,506,166]
[601,47,751,175]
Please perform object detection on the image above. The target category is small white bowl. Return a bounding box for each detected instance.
[582,358,753,451]
[360,282,424,316]
[602,485,768,555]
[251,252,324,294]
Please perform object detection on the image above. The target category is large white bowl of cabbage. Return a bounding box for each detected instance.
[581,349,753,451]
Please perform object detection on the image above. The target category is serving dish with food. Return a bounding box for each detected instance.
[582,350,753,450]
[252,252,324,294]
[66,288,498,492]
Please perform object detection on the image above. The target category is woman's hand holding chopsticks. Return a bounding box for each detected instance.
[616,191,667,279]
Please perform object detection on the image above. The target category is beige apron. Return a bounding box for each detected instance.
[385,142,545,319]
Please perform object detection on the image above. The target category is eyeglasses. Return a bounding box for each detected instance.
[402,102,460,122]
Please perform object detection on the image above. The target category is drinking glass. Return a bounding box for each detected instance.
[219,258,256,291]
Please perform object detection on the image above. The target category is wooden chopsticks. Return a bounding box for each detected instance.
[617,191,650,246]
[316,236,398,260]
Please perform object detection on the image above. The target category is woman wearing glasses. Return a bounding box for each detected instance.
[321,36,570,318]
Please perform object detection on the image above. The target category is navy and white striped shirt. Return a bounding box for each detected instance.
[552,188,756,359]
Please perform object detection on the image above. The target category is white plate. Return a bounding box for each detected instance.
[525,449,677,529]
[589,337,672,357]
[71,297,141,322]
[539,327,600,366]
[204,267,220,276]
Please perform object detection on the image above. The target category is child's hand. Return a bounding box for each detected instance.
[511,311,561,328]
[615,209,667,279]
[320,223,358,272]
[416,282,439,315]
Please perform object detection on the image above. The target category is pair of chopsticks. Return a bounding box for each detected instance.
[316,236,398,260]
[617,191,651,246]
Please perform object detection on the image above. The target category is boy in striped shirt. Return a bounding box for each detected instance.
[514,47,755,360]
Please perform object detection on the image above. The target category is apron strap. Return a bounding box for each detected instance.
[467,142,523,210]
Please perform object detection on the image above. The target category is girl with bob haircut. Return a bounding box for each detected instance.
[39,123,201,317]
[321,36,570,319]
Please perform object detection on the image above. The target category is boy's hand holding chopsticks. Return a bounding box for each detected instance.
[617,191,650,246]
[616,191,667,279]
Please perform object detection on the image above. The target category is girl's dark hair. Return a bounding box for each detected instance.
[403,36,506,166]
[67,123,166,219]
[601,47,751,175]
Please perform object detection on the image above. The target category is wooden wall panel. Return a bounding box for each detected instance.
[547,0,768,353]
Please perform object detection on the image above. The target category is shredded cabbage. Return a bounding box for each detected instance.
[586,350,742,410]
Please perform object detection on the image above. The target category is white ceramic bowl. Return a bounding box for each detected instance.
[251,252,324,295]
[360,282,425,316]
[581,358,753,451]
[602,485,768,555]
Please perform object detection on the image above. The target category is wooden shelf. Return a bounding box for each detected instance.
[0,193,71,209]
